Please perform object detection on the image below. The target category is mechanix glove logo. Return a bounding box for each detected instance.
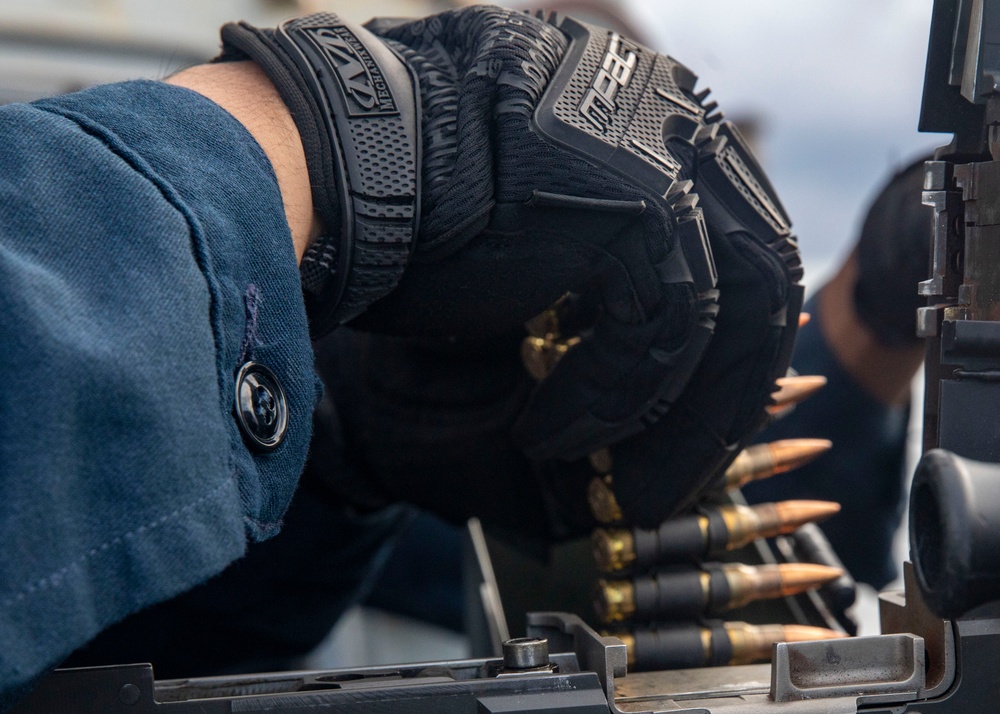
[579,32,640,133]
[301,26,400,116]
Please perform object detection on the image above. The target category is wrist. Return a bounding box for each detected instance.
[166,61,321,263]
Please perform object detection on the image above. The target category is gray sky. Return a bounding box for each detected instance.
[627,0,946,284]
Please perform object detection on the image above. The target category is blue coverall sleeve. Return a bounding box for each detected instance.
[0,80,319,700]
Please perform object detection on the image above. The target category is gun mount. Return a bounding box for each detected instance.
[911,0,1000,625]
[5,587,993,714]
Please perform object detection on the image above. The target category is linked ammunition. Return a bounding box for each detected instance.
[767,375,827,415]
[791,522,857,614]
[588,448,613,475]
[595,563,843,622]
[614,621,847,670]
[592,500,840,572]
[722,438,833,490]
[520,334,580,381]
[588,476,623,524]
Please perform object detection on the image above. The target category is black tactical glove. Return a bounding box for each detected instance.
[515,164,805,528]
[600,135,806,524]
[311,326,615,541]
[853,156,933,347]
[222,7,802,524]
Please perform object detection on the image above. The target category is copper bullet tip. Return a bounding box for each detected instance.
[780,625,850,642]
[767,375,828,415]
[725,622,848,665]
[720,501,840,549]
[724,438,833,490]
[768,438,833,474]
[776,563,844,596]
[723,563,844,609]
[772,500,841,529]
[798,312,811,328]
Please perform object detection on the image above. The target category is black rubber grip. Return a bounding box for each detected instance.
[276,14,421,331]
[222,14,421,335]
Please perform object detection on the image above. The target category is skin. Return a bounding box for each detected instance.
[166,61,322,263]
[819,251,924,406]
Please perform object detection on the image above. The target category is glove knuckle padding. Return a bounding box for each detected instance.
[365,9,803,467]
[612,127,806,526]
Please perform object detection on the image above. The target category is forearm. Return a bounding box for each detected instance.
[166,61,321,261]
[0,80,317,698]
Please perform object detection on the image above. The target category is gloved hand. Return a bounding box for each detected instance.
[222,7,803,525]
[603,132,807,524]
[311,325,627,541]
[309,327,573,540]
[515,119,806,525]
[853,156,932,347]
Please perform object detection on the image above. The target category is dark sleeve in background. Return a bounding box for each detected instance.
[742,292,910,589]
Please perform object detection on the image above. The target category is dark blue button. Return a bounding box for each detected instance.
[235,362,288,450]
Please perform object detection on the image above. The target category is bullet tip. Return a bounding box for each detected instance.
[782,625,850,642]
[767,375,828,415]
[768,438,833,474]
[776,375,828,389]
[777,563,845,596]
[773,499,841,528]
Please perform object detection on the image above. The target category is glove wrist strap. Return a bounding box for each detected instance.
[221,14,421,335]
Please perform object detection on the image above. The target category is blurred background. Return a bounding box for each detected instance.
[0,0,941,665]
[0,0,946,281]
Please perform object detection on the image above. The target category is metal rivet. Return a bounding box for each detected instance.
[118,683,141,706]
[502,636,549,670]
